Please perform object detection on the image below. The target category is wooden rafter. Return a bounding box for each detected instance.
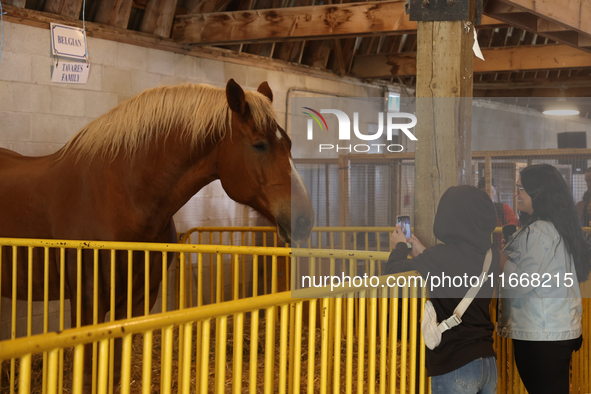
[139,0,178,37]
[95,0,134,28]
[351,44,591,78]
[44,0,83,19]
[172,0,504,45]
[485,0,591,51]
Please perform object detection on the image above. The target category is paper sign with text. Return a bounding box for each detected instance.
[52,61,90,84]
[50,23,87,60]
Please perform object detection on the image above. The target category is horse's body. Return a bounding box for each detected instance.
[0,79,314,390]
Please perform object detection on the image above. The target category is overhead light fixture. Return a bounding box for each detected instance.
[543,109,580,116]
[543,97,579,116]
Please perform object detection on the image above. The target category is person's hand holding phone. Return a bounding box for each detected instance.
[408,235,426,257]
[390,224,409,249]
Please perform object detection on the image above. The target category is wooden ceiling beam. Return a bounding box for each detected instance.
[474,86,591,97]
[473,75,591,90]
[351,44,591,78]
[95,0,134,28]
[485,0,591,51]
[498,0,591,36]
[139,0,178,37]
[172,0,505,45]
[44,0,83,19]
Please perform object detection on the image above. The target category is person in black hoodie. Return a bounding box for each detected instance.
[386,185,500,394]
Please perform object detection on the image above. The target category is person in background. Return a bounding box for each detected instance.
[497,164,589,394]
[478,177,519,248]
[386,185,500,393]
[575,167,591,227]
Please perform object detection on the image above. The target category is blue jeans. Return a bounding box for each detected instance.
[431,357,497,394]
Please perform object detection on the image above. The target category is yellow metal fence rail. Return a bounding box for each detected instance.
[0,238,428,394]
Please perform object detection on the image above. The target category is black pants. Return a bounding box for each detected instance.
[513,336,583,394]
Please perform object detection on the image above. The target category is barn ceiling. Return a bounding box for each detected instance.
[4,0,591,102]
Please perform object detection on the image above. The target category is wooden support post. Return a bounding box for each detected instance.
[414,1,475,247]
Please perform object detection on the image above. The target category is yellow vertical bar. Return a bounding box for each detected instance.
[194,253,204,394]
[92,249,99,394]
[219,233,225,302]
[199,319,211,394]
[178,253,186,387]
[43,247,50,394]
[263,234,268,295]
[379,291,388,394]
[161,326,174,394]
[307,299,317,394]
[345,295,354,394]
[97,339,110,394]
[47,348,59,394]
[27,247,33,337]
[233,254,239,300]
[188,250,194,308]
[109,249,116,394]
[332,296,343,394]
[388,286,399,394]
[159,252,165,313]
[232,313,244,394]
[127,250,133,319]
[292,302,304,394]
[145,252,150,316]
[271,255,278,294]
[319,297,330,394]
[216,254,223,304]
[215,317,228,394]
[19,355,32,394]
[75,248,82,329]
[400,286,409,394]
[249,303,260,394]
[181,323,193,394]
[357,290,367,394]
[279,305,289,394]
[142,330,153,394]
[419,287,427,394]
[72,344,85,394]
[160,252,169,393]
[241,232,246,299]
[288,300,296,394]
[368,290,377,394]
[264,307,276,394]
[11,246,18,394]
[59,247,66,394]
[409,286,418,393]
[120,334,132,394]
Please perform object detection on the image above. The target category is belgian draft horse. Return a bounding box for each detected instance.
[0,79,314,390]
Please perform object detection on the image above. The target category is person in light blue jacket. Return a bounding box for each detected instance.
[497,164,590,394]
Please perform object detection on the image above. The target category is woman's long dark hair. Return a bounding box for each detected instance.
[519,164,590,282]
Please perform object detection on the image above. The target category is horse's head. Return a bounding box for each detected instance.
[217,79,314,244]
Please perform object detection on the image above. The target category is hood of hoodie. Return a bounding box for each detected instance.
[433,185,497,252]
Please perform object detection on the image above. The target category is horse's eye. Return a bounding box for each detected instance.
[253,142,268,152]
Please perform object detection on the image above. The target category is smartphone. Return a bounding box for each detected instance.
[396,215,412,240]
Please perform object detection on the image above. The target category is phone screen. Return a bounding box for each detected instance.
[397,216,412,240]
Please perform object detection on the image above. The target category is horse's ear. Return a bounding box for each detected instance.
[226,79,246,115]
[257,82,273,103]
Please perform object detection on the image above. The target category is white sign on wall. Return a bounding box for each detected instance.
[51,61,90,84]
[50,23,87,60]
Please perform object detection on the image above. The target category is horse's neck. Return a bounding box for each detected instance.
[87,136,220,229]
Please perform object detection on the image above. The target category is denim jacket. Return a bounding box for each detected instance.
[497,220,582,341]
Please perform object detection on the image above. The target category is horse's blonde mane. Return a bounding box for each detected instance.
[62,83,276,160]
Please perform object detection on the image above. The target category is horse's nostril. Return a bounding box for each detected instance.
[296,215,307,229]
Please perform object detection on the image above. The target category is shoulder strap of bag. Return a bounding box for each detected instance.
[438,248,493,331]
